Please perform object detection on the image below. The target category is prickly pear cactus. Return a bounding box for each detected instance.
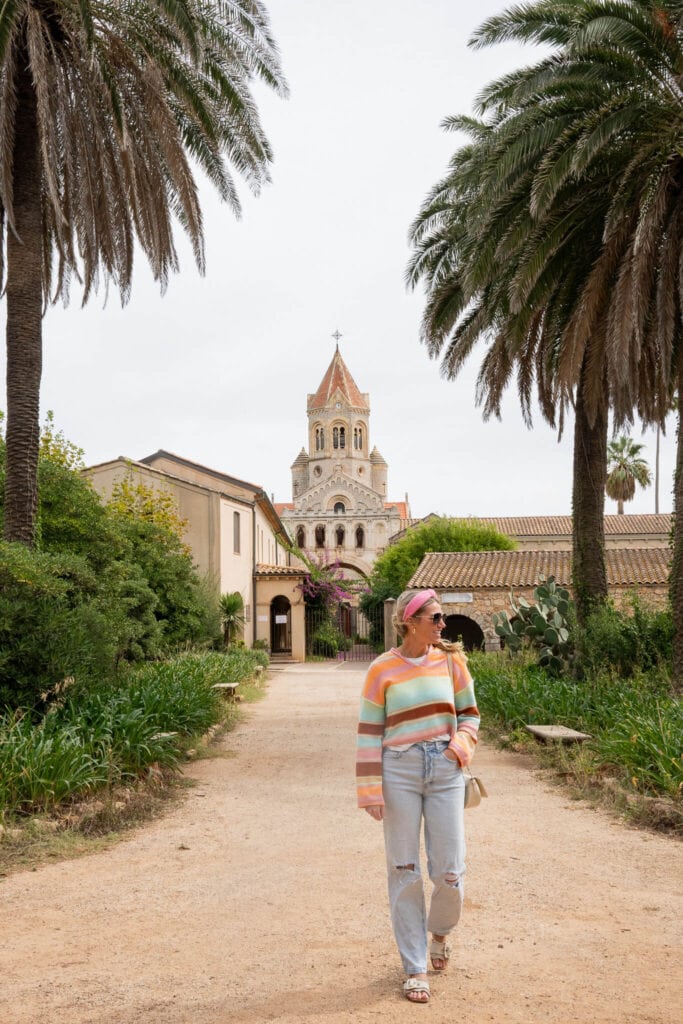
[492,575,572,673]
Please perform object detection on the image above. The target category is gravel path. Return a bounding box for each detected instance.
[0,662,680,1024]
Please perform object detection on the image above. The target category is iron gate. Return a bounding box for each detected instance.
[306,604,384,661]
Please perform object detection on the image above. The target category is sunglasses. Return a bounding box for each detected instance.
[418,612,447,624]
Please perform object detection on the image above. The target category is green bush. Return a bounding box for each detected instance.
[0,421,223,711]
[0,543,130,712]
[310,620,350,657]
[578,598,673,678]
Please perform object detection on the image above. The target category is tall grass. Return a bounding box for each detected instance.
[470,652,682,799]
[0,649,267,816]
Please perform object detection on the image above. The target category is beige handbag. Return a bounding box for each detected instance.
[447,653,489,809]
[464,771,488,809]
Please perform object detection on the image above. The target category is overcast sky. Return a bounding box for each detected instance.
[2,0,675,519]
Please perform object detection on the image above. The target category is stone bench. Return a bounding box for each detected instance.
[524,724,592,744]
[212,682,240,700]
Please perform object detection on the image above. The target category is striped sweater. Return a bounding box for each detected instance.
[356,646,480,808]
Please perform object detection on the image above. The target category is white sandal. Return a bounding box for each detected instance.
[429,937,451,971]
[403,977,430,1003]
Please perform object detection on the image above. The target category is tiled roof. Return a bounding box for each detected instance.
[254,564,307,577]
[308,347,366,410]
[409,548,671,590]
[398,517,422,532]
[385,501,409,518]
[474,514,672,537]
[274,503,295,516]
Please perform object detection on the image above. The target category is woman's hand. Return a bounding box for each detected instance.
[443,749,460,763]
[365,805,384,821]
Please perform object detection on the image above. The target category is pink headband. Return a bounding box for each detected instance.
[403,589,437,621]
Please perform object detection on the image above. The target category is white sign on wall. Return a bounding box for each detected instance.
[442,592,474,604]
[275,615,288,624]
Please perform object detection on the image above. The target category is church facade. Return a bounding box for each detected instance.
[275,347,409,580]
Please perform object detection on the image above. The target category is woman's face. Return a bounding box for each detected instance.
[409,600,446,646]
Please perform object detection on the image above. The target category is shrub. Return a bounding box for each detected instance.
[0,543,129,712]
[310,620,349,657]
[578,598,673,678]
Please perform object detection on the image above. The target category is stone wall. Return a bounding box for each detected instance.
[439,583,669,651]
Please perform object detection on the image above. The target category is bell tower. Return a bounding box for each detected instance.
[303,344,373,490]
[278,339,409,578]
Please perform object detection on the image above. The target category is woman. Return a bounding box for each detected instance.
[356,588,480,1004]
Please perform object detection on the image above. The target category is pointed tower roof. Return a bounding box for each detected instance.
[308,347,369,412]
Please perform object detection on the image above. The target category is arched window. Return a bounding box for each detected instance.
[315,426,325,451]
[355,526,364,549]
[335,526,345,547]
[334,501,345,514]
[296,526,305,548]
[333,425,346,450]
[315,525,325,548]
[354,426,363,450]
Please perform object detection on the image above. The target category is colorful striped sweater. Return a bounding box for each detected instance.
[356,646,480,808]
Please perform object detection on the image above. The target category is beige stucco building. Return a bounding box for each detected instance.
[275,346,410,583]
[85,451,307,659]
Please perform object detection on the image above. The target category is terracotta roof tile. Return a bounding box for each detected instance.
[254,563,307,577]
[408,548,671,590]
[385,501,408,518]
[274,503,295,516]
[308,348,367,410]
[474,514,671,537]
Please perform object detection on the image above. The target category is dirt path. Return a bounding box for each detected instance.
[0,663,680,1024]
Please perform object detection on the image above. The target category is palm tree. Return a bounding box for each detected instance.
[219,591,246,648]
[408,105,619,625]
[1,0,286,546]
[469,0,683,683]
[411,0,683,675]
[606,436,653,514]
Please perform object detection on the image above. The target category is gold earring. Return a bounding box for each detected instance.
[412,627,416,635]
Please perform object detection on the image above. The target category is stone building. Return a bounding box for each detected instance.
[275,346,410,581]
[384,512,672,650]
[85,451,307,659]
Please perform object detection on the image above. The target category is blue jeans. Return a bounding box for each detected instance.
[382,740,466,975]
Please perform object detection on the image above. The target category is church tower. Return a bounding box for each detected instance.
[277,346,410,578]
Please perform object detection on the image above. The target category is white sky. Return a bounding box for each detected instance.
[2,0,675,519]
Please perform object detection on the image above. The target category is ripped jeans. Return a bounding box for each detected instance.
[382,740,466,975]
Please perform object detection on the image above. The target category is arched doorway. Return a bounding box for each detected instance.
[270,595,292,654]
[443,614,485,652]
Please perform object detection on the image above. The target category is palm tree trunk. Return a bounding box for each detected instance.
[3,38,43,547]
[617,498,624,515]
[655,425,660,515]
[572,359,608,626]
[670,361,683,692]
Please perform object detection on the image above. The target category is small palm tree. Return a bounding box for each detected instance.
[219,592,245,648]
[606,437,652,515]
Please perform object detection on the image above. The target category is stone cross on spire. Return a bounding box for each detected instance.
[331,329,343,347]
